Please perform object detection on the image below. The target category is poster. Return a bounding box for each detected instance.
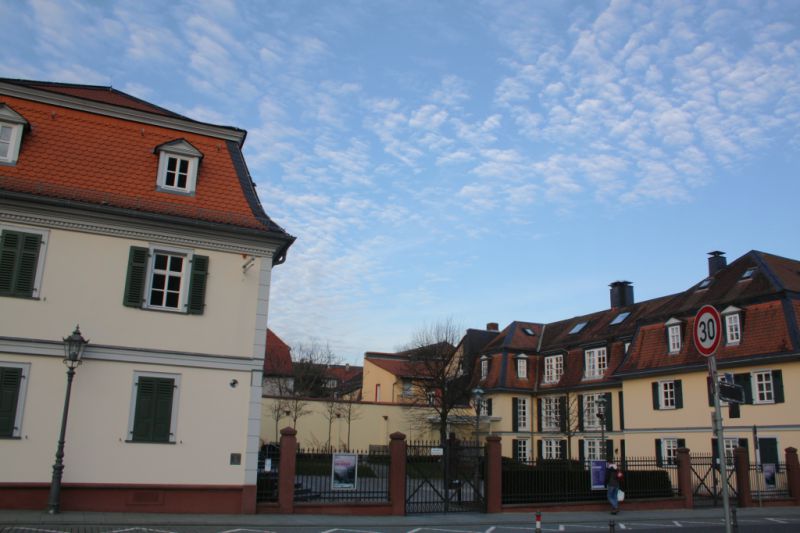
[331,453,358,490]
[591,460,607,490]
[763,463,776,489]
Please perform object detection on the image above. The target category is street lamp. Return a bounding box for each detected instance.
[471,387,484,443]
[47,325,88,514]
[596,396,607,463]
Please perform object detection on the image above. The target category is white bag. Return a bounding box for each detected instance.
[617,489,625,502]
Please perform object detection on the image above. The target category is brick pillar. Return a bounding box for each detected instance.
[485,435,502,513]
[734,446,752,507]
[389,432,407,516]
[676,447,693,509]
[278,427,297,514]
[786,447,800,504]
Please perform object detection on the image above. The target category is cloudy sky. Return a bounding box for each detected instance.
[2,0,799,363]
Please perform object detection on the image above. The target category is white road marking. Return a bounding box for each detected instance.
[6,528,68,533]
[673,521,683,527]
[219,529,277,533]
[321,529,382,533]
[107,529,178,533]
[485,526,496,533]
[766,518,789,524]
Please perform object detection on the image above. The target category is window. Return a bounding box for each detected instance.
[123,246,208,314]
[656,437,685,466]
[155,139,203,195]
[517,397,529,430]
[753,371,774,404]
[543,439,562,459]
[653,380,683,410]
[513,438,530,461]
[667,320,682,353]
[584,347,607,379]
[544,354,563,384]
[698,277,712,289]
[0,363,30,438]
[725,313,741,345]
[0,227,48,299]
[402,379,412,396]
[740,267,757,281]
[480,356,489,379]
[583,393,604,430]
[516,356,527,379]
[569,321,588,334]
[610,311,630,325]
[128,373,179,443]
[0,104,27,165]
[585,438,604,461]
[660,381,676,409]
[375,384,381,402]
[542,396,560,431]
[624,342,631,354]
[478,398,492,416]
[522,327,535,336]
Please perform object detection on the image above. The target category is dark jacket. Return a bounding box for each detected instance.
[605,467,622,488]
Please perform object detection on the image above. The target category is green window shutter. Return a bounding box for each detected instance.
[0,367,22,437]
[536,439,543,460]
[706,376,714,407]
[759,438,779,465]
[618,391,625,431]
[0,231,41,297]
[604,392,613,431]
[677,438,686,450]
[512,439,520,461]
[737,438,749,449]
[536,398,542,432]
[487,398,492,416]
[772,370,784,403]
[675,380,683,409]
[578,439,585,463]
[729,402,740,418]
[559,440,567,459]
[123,247,149,307]
[558,396,567,432]
[655,439,663,467]
[187,255,209,315]
[577,395,584,431]
[735,373,753,404]
[132,376,174,442]
[652,382,660,409]
[511,397,519,432]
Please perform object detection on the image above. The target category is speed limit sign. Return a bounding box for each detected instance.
[693,305,722,357]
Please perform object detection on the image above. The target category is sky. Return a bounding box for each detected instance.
[2,0,799,364]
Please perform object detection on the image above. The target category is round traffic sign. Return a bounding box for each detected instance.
[693,305,722,357]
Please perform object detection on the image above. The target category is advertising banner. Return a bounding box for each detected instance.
[332,453,358,490]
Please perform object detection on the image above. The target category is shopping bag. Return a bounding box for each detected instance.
[617,489,625,502]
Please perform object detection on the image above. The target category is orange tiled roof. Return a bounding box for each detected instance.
[264,329,293,376]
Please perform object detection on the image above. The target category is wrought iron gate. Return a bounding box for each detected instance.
[690,454,738,507]
[406,439,485,514]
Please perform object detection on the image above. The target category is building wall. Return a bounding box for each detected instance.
[361,361,398,403]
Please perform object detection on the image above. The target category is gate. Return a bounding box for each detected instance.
[406,439,485,514]
[690,454,738,507]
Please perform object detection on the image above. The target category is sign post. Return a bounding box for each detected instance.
[694,305,732,533]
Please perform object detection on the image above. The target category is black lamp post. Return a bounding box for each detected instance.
[472,387,484,443]
[596,396,607,463]
[47,325,88,514]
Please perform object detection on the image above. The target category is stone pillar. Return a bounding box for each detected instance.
[485,435,502,513]
[389,432,407,516]
[676,447,693,509]
[786,447,800,504]
[278,427,297,514]
[734,446,752,507]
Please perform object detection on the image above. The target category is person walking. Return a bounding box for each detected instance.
[605,462,623,514]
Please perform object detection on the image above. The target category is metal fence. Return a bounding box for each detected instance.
[293,446,390,503]
[502,456,678,505]
[256,444,280,503]
[690,453,738,505]
[749,463,790,501]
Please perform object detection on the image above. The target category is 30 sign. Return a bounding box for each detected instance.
[693,305,722,357]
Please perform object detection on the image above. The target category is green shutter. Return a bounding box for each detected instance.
[652,382,660,409]
[577,395,584,431]
[486,398,492,416]
[559,440,567,459]
[123,247,149,307]
[618,391,625,430]
[187,255,209,314]
[0,230,41,297]
[536,439,543,460]
[772,370,784,403]
[0,367,22,437]
[735,373,753,404]
[655,439,663,467]
[675,380,683,409]
[536,398,542,432]
[132,376,174,442]
[512,438,520,461]
[511,397,519,432]
[578,439,585,463]
[558,396,567,432]
[604,392,613,431]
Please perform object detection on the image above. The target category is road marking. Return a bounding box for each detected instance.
[673,521,683,527]
[219,529,277,533]
[322,529,382,533]
[485,527,496,533]
[107,529,178,533]
[5,528,68,533]
[766,518,789,524]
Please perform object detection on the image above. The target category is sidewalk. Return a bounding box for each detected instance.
[1,506,800,528]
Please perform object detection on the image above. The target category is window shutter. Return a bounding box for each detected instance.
[652,382,660,410]
[187,254,209,314]
[536,398,542,432]
[0,231,41,297]
[604,392,613,431]
[759,438,779,465]
[620,439,626,463]
[618,391,625,430]
[655,439,663,467]
[729,403,740,418]
[512,397,519,432]
[772,370,784,403]
[486,398,492,416]
[677,438,686,450]
[123,247,149,307]
[706,376,714,407]
[577,395,584,431]
[0,367,22,437]
[512,439,520,461]
[735,373,753,404]
[738,438,749,449]
[537,439,543,460]
[132,376,174,442]
[675,380,683,409]
[558,396,567,432]
[578,439,585,463]
[559,440,567,459]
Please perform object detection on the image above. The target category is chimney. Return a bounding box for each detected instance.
[486,322,499,332]
[708,251,727,276]
[609,281,634,308]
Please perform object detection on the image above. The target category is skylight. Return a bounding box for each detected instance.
[740,267,757,280]
[610,311,630,325]
[698,278,712,289]
[569,321,588,334]
[522,327,535,336]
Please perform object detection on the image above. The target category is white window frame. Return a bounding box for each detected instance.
[144,245,194,312]
[0,224,50,299]
[662,437,679,466]
[155,141,202,195]
[720,438,737,467]
[480,356,489,379]
[517,397,529,431]
[127,371,180,444]
[667,320,682,353]
[516,355,528,379]
[0,122,24,165]
[584,347,607,379]
[402,379,412,397]
[375,384,381,402]
[725,313,741,345]
[542,396,560,431]
[515,438,530,462]
[544,354,563,384]
[0,361,31,438]
[585,438,604,461]
[752,370,775,404]
[583,393,604,430]
[659,380,677,410]
[543,438,562,459]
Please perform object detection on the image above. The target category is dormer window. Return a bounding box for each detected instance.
[610,311,630,325]
[697,277,712,289]
[722,306,742,345]
[740,267,757,281]
[155,139,203,195]
[0,104,28,165]
[515,354,528,379]
[666,318,682,354]
[480,355,489,379]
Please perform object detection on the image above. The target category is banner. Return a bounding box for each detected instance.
[332,453,358,490]
[591,460,607,490]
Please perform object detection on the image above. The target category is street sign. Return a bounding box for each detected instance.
[719,382,745,403]
[694,305,722,357]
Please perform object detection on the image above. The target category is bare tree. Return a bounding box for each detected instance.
[265,377,292,443]
[285,340,338,430]
[339,399,361,450]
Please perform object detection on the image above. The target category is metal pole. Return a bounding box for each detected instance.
[47,365,76,514]
[709,355,733,533]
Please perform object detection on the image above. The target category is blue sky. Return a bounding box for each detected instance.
[2,0,799,364]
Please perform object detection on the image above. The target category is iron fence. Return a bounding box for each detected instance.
[749,462,790,501]
[292,446,390,503]
[502,456,677,505]
[690,453,738,505]
[256,443,280,503]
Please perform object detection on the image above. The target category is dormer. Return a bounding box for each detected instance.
[0,104,29,165]
[665,317,682,354]
[154,139,203,195]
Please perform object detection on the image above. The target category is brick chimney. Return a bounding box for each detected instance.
[609,281,634,308]
[486,322,499,332]
[708,251,727,276]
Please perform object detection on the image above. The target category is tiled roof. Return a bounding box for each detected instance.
[0,79,293,244]
[264,329,293,376]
